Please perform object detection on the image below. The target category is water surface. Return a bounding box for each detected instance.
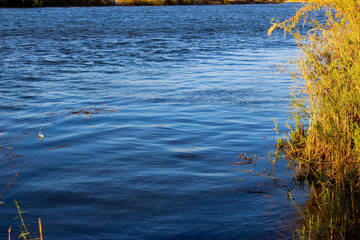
[0,3,305,239]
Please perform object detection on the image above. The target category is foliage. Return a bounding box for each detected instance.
[111,0,284,5]
[1,0,114,7]
[0,0,284,7]
[269,0,360,239]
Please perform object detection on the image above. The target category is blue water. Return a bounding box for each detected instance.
[0,3,306,239]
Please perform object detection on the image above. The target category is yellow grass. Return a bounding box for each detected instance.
[270,0,360,238]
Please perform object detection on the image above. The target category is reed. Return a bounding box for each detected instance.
[269,0,360,238]
[10,200,44,240]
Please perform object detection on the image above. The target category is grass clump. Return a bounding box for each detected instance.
[9,200,44,240]
[269,0,360,239]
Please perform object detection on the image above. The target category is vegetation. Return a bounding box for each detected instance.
[9,200,44,240]
[269,0,360,238]
[113,0,285,6]
[0,0,114,7]
[0,0,284,7]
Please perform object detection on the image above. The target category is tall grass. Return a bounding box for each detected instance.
[269,0,360,238]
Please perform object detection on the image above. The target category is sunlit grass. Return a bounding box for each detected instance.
[113,0,285,5]
[269,0,360,238]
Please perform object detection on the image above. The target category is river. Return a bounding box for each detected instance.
[0,3,306,239]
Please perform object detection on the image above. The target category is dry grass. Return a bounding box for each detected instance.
[269,0,360,238]
[113,0,284,5]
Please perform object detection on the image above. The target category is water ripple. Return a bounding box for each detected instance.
[0,3,303,240]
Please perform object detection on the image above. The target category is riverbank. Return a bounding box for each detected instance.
[115,0,285,6]
[270,0,360,238]
[284,0,303,2]
[0,0,285,7]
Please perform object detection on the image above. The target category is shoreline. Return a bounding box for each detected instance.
[284,0,304,2]
[0,0,285,7]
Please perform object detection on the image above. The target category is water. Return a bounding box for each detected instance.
[0,3,306,239]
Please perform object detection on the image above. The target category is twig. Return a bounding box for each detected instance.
[39,218,43,240]
[0,173,18,201]
[235,168,286,182]
[247,190,268,194]
[44,142,73,151]
[108,109,120,112]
